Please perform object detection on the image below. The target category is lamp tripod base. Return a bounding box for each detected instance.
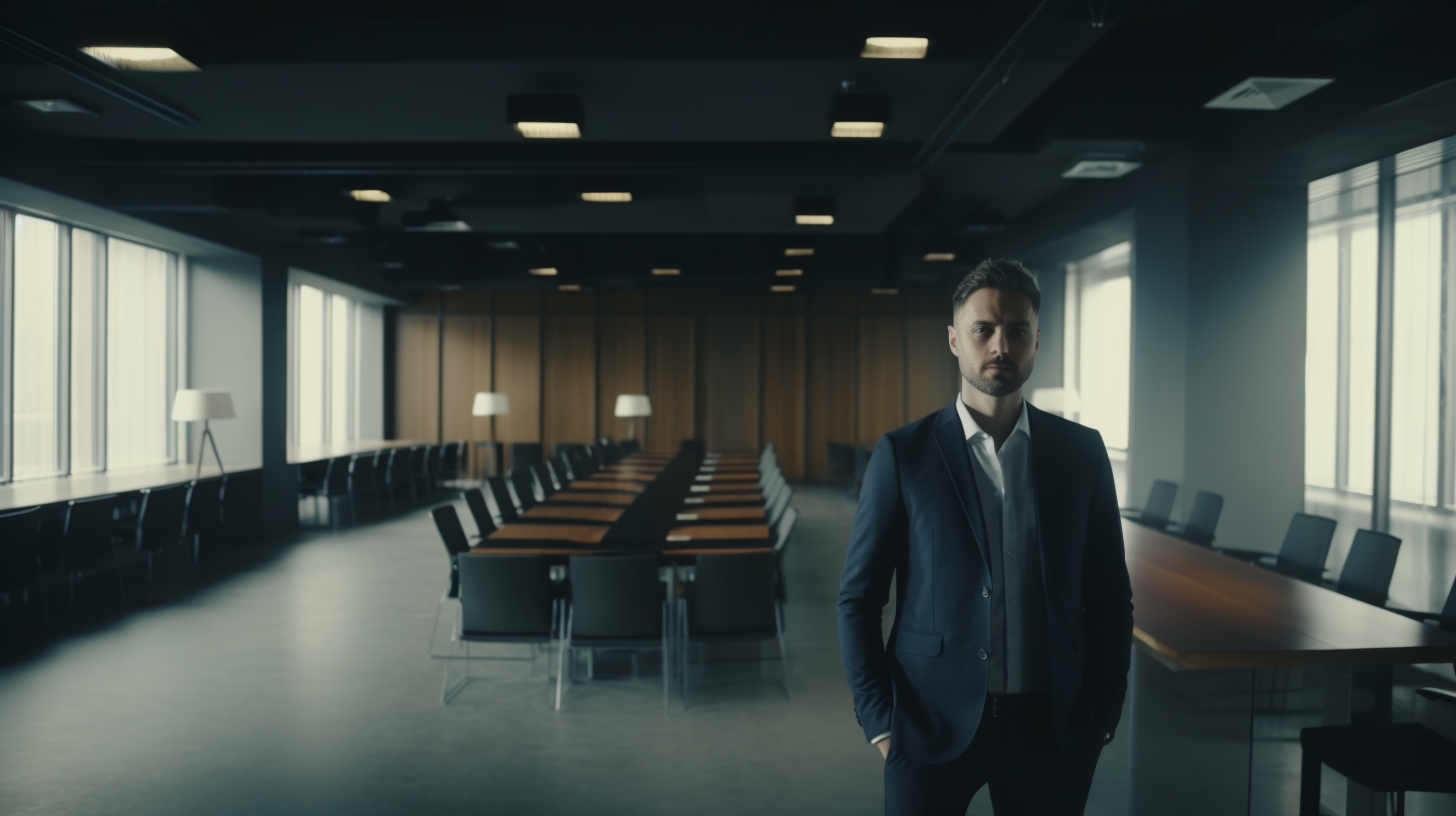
[195,420,227,481]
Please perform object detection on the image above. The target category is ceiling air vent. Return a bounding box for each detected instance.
[1062,160,1141,179]
[1204,77,1332,111]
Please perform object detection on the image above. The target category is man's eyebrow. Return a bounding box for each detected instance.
[971,319,1033,326]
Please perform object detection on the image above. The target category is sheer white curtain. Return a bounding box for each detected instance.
[1065,241,1132,503]
[70,229,106,474]
[106,237,174,470]
[11,215,61,480]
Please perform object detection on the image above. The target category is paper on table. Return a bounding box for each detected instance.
[676,513,699,521]
[666,535,691,542]
[690,486,709,492]
[684,498,705,504]
[695,475,712,481]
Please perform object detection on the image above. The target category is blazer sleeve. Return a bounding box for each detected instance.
[837,433,907,743]
[1081,431,1135,740]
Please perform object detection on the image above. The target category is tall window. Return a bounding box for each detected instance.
[289,283,360,446]
[1063,241,1133,500]
[1,210,179,482]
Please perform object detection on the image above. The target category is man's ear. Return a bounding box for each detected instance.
[947,324,959,357]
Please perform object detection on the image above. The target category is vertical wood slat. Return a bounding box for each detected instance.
[493,314,541,473]
[542,314,597,454]
[597,315,646,442]
[806,315,857,481]
[762,315,807,480]
[646,316,695,453]
[699,314,761,453]
[440,314,492,475]
[906,315,957,423]
[857,316,906,446]
[394,311,440,444]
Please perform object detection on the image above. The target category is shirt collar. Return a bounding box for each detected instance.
[955,393,1031,442]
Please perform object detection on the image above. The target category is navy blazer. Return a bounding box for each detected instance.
[836,400,1134,764]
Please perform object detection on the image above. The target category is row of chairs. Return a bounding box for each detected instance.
[0,475,248,632]
[825,442,871,498]
[297,440,466,529]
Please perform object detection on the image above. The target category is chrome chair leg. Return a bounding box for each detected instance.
[555,606,572,710]
[775,602,791,702]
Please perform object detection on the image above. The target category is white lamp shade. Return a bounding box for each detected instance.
[472,392,511,416]
[614,394,653,418]
[171,389,235,421]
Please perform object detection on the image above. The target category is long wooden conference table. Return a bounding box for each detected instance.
[1124,519,1456,816]
[472,451,772,559]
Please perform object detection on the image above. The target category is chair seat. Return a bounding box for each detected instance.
[1302,723,1456,794]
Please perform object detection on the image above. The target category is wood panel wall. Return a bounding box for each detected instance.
[392,291,957,481]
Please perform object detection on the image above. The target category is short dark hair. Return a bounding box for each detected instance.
[952,258,1040,319]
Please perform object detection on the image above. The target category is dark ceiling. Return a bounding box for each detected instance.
[0,0,1454,295]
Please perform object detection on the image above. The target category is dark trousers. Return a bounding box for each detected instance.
[884,694,1103,816]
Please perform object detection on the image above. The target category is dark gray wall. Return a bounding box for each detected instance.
[261,258,298,537]
[187,256,263,470]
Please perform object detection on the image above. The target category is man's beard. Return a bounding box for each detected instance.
[961,356,1034,398]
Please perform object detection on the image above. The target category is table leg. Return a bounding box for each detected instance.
[1322,665,1393,816]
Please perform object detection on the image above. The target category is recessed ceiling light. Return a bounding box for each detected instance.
[515,122,581,139]
[784,248,815,257]
[1204,77,1333,111]
[775,269,804,277]
[348,189,391,203]
[831,122,885,138]
[795,215,834,225]
[770,285,796,293]
[15,98,96,115]
[861,37,928,59]
[923,252,956,262]
[558,284,581,291]
[651,268,681,276]
[1062,160,1142,179]
[871,288,900,295]
[80,46,200,71]
[529,267,559,276]
[581,192,632,203]
[795,196,836,226]
[508,94,584,139]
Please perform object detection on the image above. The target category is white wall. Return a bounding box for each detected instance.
[357,304,385,440]
[187,256,263,469]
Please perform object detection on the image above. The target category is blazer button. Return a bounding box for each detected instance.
[981,586,990,598]
[977,649,988,660]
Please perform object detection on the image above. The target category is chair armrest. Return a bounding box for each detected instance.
[1214,547,1269,562]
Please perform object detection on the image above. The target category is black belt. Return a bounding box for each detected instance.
[988,692,1049,718]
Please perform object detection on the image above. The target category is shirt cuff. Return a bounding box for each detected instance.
[870,731,891,744]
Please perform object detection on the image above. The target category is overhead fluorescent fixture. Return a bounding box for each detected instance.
[404,201,471,232]
[871,288,900,295]
[770,285,796,293]
[348,189,391,203]
[829,94,890,138]
[81,46,200,72]
[508,94,584,139]
[1062,160,1142,179]
[861,37,928,59]
[15,98,96,115]
[581,192,632,203]
[794,196,836,226]
[651,268,681,276]
[529,267,559,276]
[558,284,582,291]
[1204,77,1333,111]
[784,248,815,257]
[923,252,956,262]
[775,269,804,277]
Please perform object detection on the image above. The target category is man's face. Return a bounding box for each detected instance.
[948,288,1040,398]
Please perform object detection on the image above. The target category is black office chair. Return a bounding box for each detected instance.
[825,441,853,482]
[348,452,381,520]
[485,476,521,523]
[512,442,545,471]
[532,461,560,496]
[1389,572,1456,633]
[1220,513,1337,584]
[438,440,464,487]
[385,448,415,508]
[1169,491,1223,547]
[59,494,138,614]
[420,443,441,496]
[221,470,263,546]
[463,488,498,540]
[679,551,789,706]
[1299,687,1456,816]
[774,506,799,557]
[1122,479,1178,531]
[1333,529,1402,606]
[552,450,577,482]
[297,459,330,522]
[0,506,54,632]
[768,486,795,529]
[510,469,542,510]
[558,554,669,711]
[183,478,225,565]
[130,484,189,590]
[849,447,871,499]
[310,456,354,528]
[428,504,474,659]
[445,553,559,704]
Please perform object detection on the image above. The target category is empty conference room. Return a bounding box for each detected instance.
[3,2,1456,815]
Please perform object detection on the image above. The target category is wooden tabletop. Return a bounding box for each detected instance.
[666,524,772,541]
[565,480,645,493]
[522,505,625,522]
[1125,520,1456,670]
[674,507,766,521]
[486,524,609,544]
[550,491,636,506]
[685,492,765,504]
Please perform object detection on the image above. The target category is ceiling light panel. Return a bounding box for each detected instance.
[515,122,581,139]
[651,268,681,276]
[775,269,804,277]
[794,196,836,226]
[508,94,584,139]
[795,215,834,225]
[770,285,796,293]
[861,37,928,59]
[81,46,199,71]
[923,253,956,262]
[1205,77,1333,111]
[529,267,559,276]
[349,189,391,202]
[15,98,96,115]
[1062,160,1142,179]
[829,94,891,139]
[831,122,885,138]
[784,248,815,257]
[581,192,632,203]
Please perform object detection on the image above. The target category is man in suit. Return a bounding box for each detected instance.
[837,258,1134,815]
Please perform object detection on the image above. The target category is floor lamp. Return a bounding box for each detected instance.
[614,394,652,444]
[173,389,236,479]
[472,392,510,478]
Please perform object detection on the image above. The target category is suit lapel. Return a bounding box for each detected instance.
[932,402,991,564]
[1026,403,1061,558]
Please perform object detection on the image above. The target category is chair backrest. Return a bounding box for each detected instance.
[420,444,440,478]
[463,489,497,537]
[485,476,520,522]
[531,462,559,495]
[349,452,377,489]
[438,441,460,479]
[387,448,410,481]
[1336,529,1402,606]
[511,442,544,471]
[63,494,119,564]
[299,458,329,488]
[137,484,189,551]
[1142,480,1179,528]
[326,456,352,492]
[769,486,794,528]
[825,442,850,479]
[774,506,799,555]
[689,551,778,636]
[566,554,662,640]
[553,450,576,482]
[0,506,45,591]
[457,554,554,638]
[430,504,473,558]
[1181,491,1224,546]
[1439,573,1456,633]
[620,439,642,455]
[509,469,540,509]
[184,479,224,538]
[1276,513,1337,577]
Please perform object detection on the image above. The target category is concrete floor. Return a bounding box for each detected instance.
[12,484,1448,816]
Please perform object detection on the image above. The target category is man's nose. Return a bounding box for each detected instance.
[989,329,1010,354]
